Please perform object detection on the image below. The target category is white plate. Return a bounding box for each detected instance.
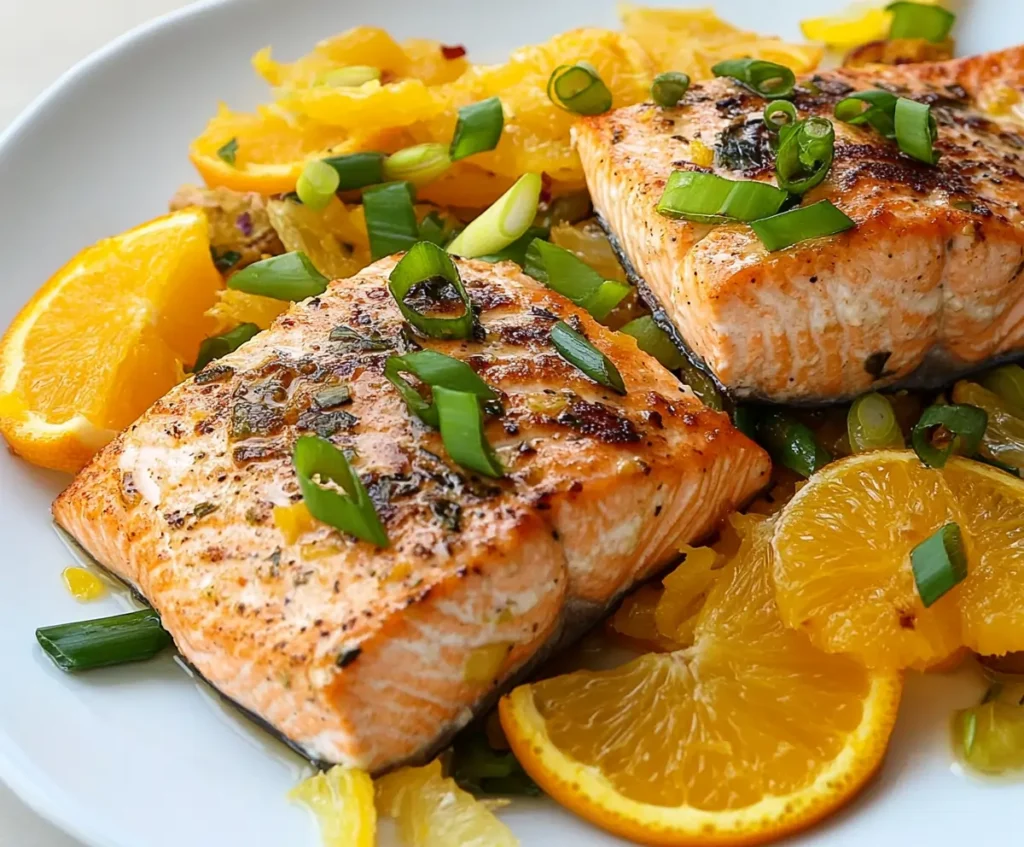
[1,1,1022,845]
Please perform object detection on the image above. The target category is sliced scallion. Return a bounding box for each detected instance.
[36,609,172,672]
[911,403,988,468]
[619,316,685,371]
[911,523,967,607]
[476,225,549,267]
[388,241,474,339]
[754,410,832,477]
[764,100,798,132]
[364,181,420,261]
[711,58,796,100]
[321,152,386,192]
[217,137,238,166]
[293,435,388,547]
[446,173,542,259]
[887,1,956,42]
[547,62,613,115]
[296,159,341,211]
[584,280,632,321]
[385,350,498,428]
[524,239,630,319]
[894,97,940,165]
[651,72,691,108]
[550,320,625,395]
[847,393,904,452]
[834,89,899,139]
[192,323,260,373]
[775,117,835,195]
[433,386,505,478]
[450,97,504,161]
[383,143,452,187]
[228,251,329,300]
[750,200,855,251]
[322,65,381,87]
[656,171,787,224]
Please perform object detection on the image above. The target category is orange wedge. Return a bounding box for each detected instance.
[0,209,222,473]
[501,515,901,846]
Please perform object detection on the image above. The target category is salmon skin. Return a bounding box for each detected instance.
[576,46,1024,404]
[52,255,768,773]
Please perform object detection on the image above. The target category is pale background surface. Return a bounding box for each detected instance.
[0,1,195,841]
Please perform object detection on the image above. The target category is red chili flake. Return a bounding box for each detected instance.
[441,44,467,60]
[540,172,554,205]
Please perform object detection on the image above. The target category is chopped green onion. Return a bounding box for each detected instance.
[886,1,956,42]
[383,143,452,187]
[211,248,242,272]
[911,522,967,607]
[847,393,904,452]
[651,72,691,108]
[192,323,260,373]
[775,117,835,195]
[754,410,832,477]
[764,100,798,132]
[217,137,238,166]
[733,405,758,439]
[433,386,504,478]
[550,320,626,395]
[620,316,685,370]
[911,403,988,468]
[452,730,541,797]
[387,241,474,339]
[982,365,1024,417]
[584,281,632,321]
[656,171,787,224]
[417,210,452,247]
[37,609,172,673]
[895,97,940,165]
[711,58,795,100]
[364,181,420,261]
[321,152,386,192]
[228,251,329,300]
[385,350,498,428]
[322,65,381,87]
[446,173,542,259]
[547,62,613,115]
[314,384,352,409]
[296,159,342,211]
[293,435,388,547]
[450,97,504,161]
[476,226,549,267]
[750,200,855,251]
[524,239,630,319]
[834,89,899,139]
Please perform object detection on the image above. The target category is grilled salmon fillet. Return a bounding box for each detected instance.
[576,46,1024,403]
[52,255,768,772]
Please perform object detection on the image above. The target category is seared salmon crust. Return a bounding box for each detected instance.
[52,255,768,773]
[576,46,1024,403]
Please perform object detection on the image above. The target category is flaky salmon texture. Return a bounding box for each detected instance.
[52,256,768,773]
[576,46,1024,403]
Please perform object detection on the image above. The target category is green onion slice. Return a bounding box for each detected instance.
[754,409,832,477]
[192,323,260,373]
[764,100,798,132]
[322,65,381,87]
[550,320,626,395]
[217,137,238,166]
[911,403,988,468]
[296,159,341,211]
[37,609,172,673]
[834,89,899,139]
[775,117,835,195]
[228,251,329,300]
[657,171,787,224]
[750,200,855,251]
[887,1,956,42]
[619,315,685,371]
[383,143,452,186]
[433,386,505,478]
[364,181,420,261]
[446,173,542,259]
[584,281,632,321]
[895,97,940,165]
[651,71,691,108]
[911,523,967,608]
[523,239,630,319]
[385,350,498,428]
[293,435,389,547]
[711,58,796,100]
[547,62,613,115]
[388,241,475,339]
[476,225,549,267]
[847,392,905,452]
[450,97,505,161]
[321,152,386,192]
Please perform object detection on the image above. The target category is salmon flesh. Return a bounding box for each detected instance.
[52,256,768,773]
[575,46,1024,403]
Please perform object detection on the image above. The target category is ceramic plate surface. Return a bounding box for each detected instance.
[0,1,1021,844]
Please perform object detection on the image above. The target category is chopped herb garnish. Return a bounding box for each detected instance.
[191,323,260,373]
[211,248,242,273]
[911,523,967,607]
[217,137,239,166]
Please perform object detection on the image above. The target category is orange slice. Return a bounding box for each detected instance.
[772,451,1024,669]
[501,515,901,846]
[0,209,222,473]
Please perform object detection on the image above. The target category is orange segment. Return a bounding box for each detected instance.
[501,516,901,846]
[0,209,222,473]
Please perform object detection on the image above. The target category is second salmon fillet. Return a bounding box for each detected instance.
[52,254,768,773]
